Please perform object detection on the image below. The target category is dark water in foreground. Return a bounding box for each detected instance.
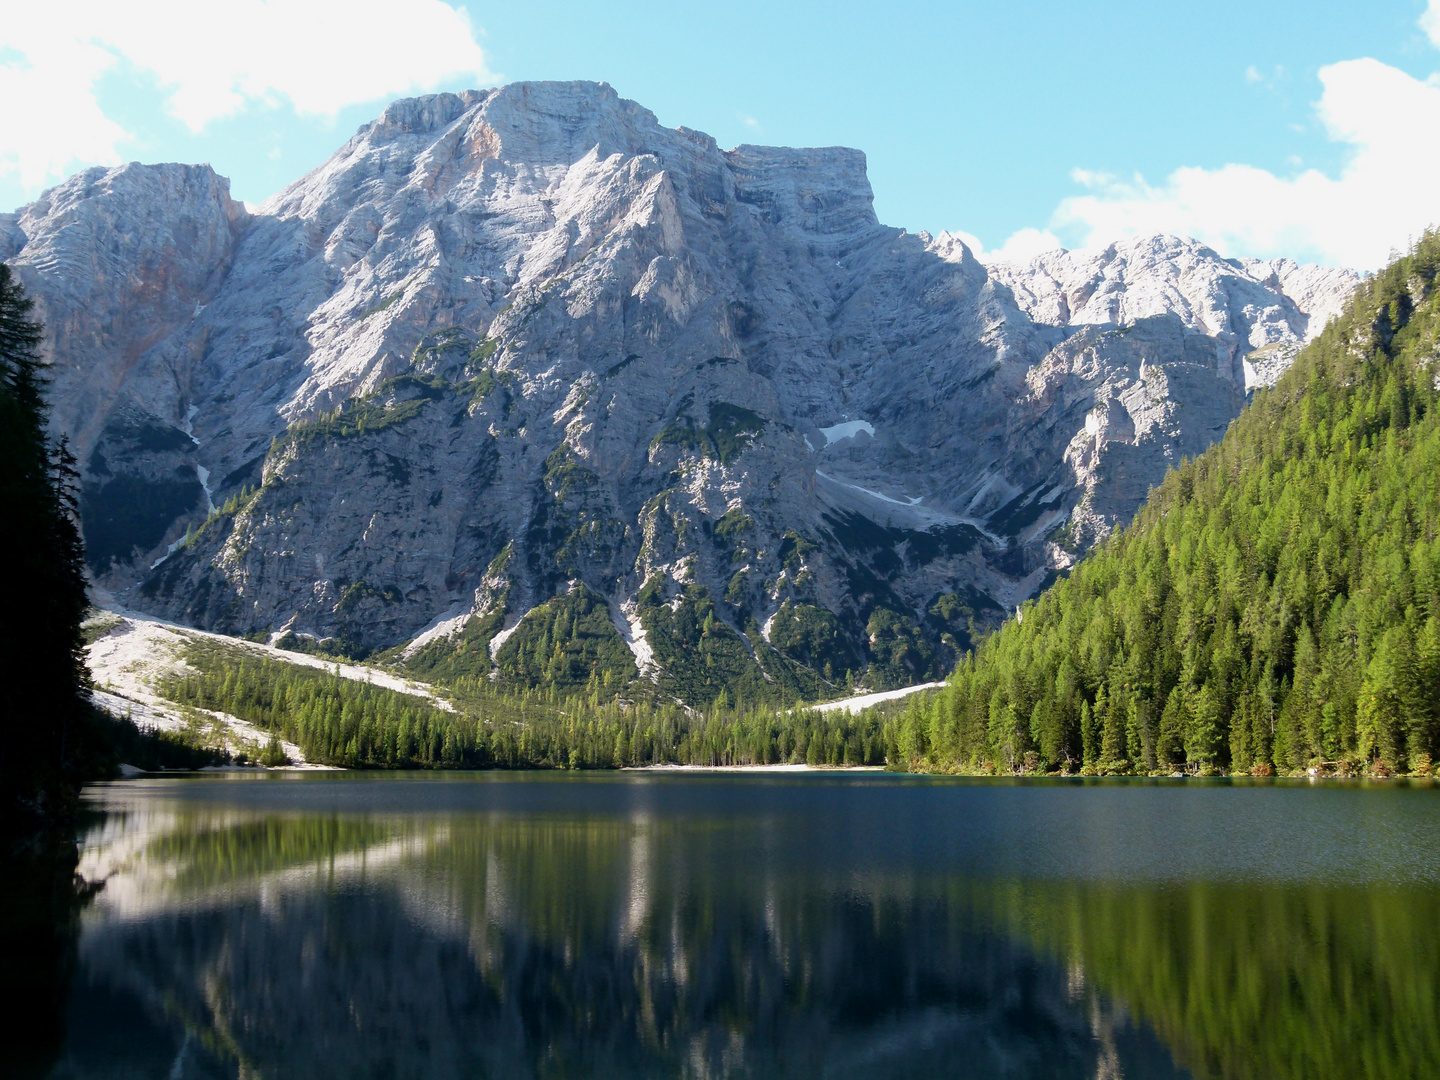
[34,772,1440,1078]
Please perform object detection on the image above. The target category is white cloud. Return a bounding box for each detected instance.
[1,0,493,193]
[967,4,1440,270]
[1049,57,1440,268]
[1422,0,1440,49]
[0,37,128,189]
[951,226,1063,265]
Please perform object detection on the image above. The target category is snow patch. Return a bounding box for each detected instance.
[487,607,535,660]
[149,534,187,570]
[195,464,216,515]
[819,420,875,445]
[399,606,472,661]
[181,404,217,516]
[810,682,944,715]
[615,599,657,677]
[814,470,921,507]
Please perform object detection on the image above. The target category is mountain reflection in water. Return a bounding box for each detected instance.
[44,773,1440,1079]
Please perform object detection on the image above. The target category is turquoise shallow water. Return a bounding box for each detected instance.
[38,772,1440,1078]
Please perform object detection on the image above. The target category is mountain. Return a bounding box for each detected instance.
[984,235,1357,390]
[2,81,1358,702]
[893,235,1440,775]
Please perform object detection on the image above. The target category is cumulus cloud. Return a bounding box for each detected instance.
[972,2,1440,270]
[1,0,493,193]
[951,226,1063,265]
[1423,0,1440,49]
[0,33,129,189]
[1047,57,1440,269]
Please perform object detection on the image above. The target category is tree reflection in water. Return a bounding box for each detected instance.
[40,775,1440,1079]
[2,830,97,1080]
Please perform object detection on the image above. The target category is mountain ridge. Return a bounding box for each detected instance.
[3,80,1359,702]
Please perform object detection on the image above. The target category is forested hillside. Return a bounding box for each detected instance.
[162,639,890,770]
[891,235,1440,776]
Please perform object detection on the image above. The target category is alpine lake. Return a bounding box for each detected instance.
[30,771,1440,1078]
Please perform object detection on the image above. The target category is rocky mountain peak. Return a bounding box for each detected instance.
[5,161,247,457]
[987,233,1358,388]
[4,81,1363,701]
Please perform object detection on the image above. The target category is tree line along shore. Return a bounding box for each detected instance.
[7,236,1440,821]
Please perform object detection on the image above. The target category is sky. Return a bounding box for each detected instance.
[3,0,1440,269]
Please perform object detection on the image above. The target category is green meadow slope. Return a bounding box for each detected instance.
[893,235,1440,776]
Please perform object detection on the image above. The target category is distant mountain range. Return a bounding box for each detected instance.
[1,81,1357,702]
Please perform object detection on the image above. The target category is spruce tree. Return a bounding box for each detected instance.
[0,264,90,825]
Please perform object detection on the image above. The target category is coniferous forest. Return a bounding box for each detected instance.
[163,639,890,769]
[891,234,1440,776]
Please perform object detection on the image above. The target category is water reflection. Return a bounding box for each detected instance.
[3,830,98,1080]
[47,775,1440,1078]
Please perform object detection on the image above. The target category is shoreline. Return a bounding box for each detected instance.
[621,763,886,773]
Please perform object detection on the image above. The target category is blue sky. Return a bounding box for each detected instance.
[4,1,1440,267]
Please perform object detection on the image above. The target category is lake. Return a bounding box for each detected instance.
[33,772,1440,1078]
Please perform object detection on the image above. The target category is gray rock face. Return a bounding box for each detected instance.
[4,163,247,568]
[5,81,1359,693]
[983,235,1358,388]
[8,163,247,454]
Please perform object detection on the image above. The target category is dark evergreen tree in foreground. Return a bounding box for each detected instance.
[0,264,91,825]
[892,234,1440,776]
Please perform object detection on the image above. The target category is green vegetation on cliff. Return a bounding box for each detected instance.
[893,235,1440,776]
[277,373,445,451]
[651,399,767,464]
[494,586,637,693]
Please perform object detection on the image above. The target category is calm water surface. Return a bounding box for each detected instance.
[41,773,1440,1078]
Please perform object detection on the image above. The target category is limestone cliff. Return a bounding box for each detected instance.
[4,81,1358,698]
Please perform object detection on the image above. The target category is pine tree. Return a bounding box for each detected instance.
[1099,694,1128,774]
[0,264,91,824]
